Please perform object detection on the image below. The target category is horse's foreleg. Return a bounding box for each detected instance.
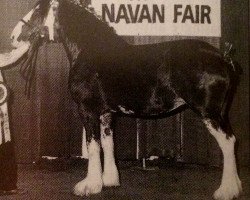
[74,109,103,196]
[100,113,120,187]
[204,119,242,200]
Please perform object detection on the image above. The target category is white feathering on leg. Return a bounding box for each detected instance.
[204,120,242,200]
[74,139,103,196]
[100,116,120,187]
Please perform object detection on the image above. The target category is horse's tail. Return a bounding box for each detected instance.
[223,42,243,81]
[221,42,242,124]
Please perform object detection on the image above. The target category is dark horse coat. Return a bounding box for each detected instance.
[10,0,242,199]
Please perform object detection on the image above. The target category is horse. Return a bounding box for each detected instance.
[7,0,242,199]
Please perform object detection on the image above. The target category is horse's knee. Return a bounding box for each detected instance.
[100,113,112,127]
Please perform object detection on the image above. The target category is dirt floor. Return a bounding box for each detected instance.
[1,161,250,200]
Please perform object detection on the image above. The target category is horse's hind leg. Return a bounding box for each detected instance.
[73,104,103,196]
[203,118,242,200]
[100,113,120,187]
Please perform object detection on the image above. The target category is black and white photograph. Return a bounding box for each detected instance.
[0,0,249,199]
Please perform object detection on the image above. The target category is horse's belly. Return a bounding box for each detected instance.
[104,83,184,117]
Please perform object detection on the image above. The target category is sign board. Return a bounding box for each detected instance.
[91,0,221,37]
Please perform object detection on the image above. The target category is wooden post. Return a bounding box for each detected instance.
[136,119,148,160]
[176,113,184,162]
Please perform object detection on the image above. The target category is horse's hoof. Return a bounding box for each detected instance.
[73,178,102,196]
[213,179,242,200]
[102,169,120,187]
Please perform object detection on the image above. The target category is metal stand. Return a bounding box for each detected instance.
[135,119,158,171]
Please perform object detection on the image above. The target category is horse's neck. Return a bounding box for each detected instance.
[59,1,129,59]
[79,10,129,56]
[63,29,128,65]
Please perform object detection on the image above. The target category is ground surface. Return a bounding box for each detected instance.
[1,161,250,200]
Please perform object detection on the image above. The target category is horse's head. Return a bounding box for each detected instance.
[10,0,94,47]
[0,0,58,69]
[0,0,61,95]
[10,0,60,48]
[9,0,93,65]
[5,0,124,70]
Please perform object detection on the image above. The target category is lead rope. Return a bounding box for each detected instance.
[20,35,42,98]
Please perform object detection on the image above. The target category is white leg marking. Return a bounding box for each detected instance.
[100,115,120,187]
[74,139,102,196]
[204,120,242,200]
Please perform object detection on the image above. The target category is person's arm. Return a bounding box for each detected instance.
[0,41,30,68]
